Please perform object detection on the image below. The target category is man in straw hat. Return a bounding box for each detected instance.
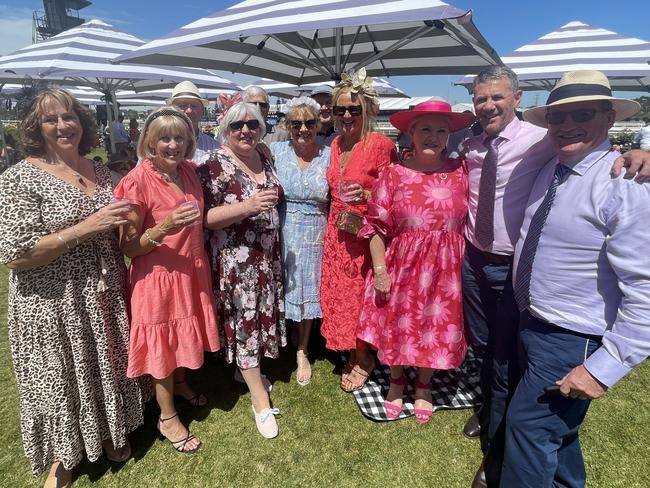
[168,81,219,164]
[499,70,650,487]
[462,66,650,488]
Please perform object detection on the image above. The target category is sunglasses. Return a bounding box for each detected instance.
[545,108,609,125]
[229,119,261,131]
[247,101,270,109]
[332,105,363,116]
[289,119,318,129]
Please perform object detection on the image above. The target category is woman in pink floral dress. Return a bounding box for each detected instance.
[357,101,476,423]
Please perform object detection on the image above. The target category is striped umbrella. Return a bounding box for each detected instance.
[0,19,240,150]
[456,21,650,92]
[115,0,501,85]
[247,76,408,98]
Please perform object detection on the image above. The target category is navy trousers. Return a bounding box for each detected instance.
[500,311,601,488]
[462,243,521,485]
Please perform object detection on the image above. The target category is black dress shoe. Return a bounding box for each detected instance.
[471,463,487,488]
[463,412,481,439]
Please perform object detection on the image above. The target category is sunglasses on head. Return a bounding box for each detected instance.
[229,119,261,131]
[332,104,363,116]
[289,119,317,129]
[247,101,270,109]
[545,108,609,125]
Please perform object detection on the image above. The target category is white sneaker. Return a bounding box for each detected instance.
[234,369,272,392]
[251,405,280,439]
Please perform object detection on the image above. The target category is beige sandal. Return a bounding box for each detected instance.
[44,462,72,488]
[296,351,312,386]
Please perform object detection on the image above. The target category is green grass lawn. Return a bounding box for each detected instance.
[0,265,648,487]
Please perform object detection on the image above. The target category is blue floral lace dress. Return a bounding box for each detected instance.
[272,141,331,322]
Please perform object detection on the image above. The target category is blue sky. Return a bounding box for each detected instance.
[1,1,648,106]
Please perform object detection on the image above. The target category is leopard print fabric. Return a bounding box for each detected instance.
[0,160,147,475]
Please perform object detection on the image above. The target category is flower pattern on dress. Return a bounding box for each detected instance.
[198,150,286,368]
[357,161,468,369]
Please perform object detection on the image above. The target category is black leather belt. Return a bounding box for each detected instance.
[467,241,513,264]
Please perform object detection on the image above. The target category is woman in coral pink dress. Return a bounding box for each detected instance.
[115,107,220,453]
[320,69,398,392]
[357,101,475,423]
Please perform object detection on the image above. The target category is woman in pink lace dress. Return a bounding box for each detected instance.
[358,101,475,423]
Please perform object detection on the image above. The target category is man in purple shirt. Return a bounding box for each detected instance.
[462,67,650,488]
[502,69,650,488]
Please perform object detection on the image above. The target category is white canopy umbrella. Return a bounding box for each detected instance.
[115,0,502,85]
[247,76,408,98]
[0,19,240,151]
[456,21,650,92]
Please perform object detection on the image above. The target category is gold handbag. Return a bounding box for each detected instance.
[335,209,364,235]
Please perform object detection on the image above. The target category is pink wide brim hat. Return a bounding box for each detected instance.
[390,100,476,133]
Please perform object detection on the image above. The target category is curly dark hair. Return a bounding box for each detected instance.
[19,87,99,157]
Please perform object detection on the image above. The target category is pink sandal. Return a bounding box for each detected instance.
[414,378,433,424]
[384,374,407,419]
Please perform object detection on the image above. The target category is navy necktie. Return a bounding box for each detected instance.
[514,163,572,311]
[475,136,499,249]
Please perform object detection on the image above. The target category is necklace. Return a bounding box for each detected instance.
[152,161,183,186]
[227,148,265,185]
[43,157,85,184]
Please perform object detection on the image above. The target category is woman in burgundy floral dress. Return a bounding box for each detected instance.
[198,102,286,439]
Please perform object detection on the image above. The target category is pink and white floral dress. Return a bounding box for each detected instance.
[357,160,468,369]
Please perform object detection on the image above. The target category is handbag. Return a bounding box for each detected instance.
[335,209,364,235]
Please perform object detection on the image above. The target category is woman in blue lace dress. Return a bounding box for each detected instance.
[272,97,330,386]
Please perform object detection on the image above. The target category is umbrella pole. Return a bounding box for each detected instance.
[112,90,120,155]
[105,97,116,155]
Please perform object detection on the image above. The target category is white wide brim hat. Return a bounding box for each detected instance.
[167,80,209,108]
[524,70,640,128]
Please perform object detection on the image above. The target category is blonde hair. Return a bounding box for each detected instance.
[331,86,377,141]
[280,103,321,132]
[137,107,196,161]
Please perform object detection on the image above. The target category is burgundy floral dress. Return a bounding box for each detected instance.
[198,150,286,369]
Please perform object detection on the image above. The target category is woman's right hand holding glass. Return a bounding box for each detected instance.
[247,189,278,216]
[82,200,132,235]
[160,202,201,235]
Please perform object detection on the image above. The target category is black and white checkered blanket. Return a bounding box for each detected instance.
[352,349,483,421]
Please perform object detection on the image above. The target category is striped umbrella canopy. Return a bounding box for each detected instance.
[0,84,166,107]
[116,86,230,102]
[247,76,408,98]
[115,0,502,85]
[0,19,240,93]
[0,19,239,150]
[456,21,650,92]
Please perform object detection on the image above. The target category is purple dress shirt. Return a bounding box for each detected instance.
[514,140,650,387]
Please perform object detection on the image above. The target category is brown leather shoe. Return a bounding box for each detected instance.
[463,412,481,439]
[471,462,487,488]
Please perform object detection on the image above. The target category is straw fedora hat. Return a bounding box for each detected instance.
[167,81,209,108]
[390,100,476,133]
[524,70,640,128]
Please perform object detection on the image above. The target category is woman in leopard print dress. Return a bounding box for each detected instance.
[0,88,146,487]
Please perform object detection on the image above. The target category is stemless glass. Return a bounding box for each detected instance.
[179,199,201,226]
[339,178,359,203]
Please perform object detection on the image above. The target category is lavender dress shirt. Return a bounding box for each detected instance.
[514,140,650,387]
[464,117,551,255]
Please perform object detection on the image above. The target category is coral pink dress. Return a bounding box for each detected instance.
[357,160,468,369]
[320,132,398,351]
[115,159,220,379]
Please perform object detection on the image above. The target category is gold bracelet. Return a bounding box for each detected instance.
[57,233,71,251]
[144,228,162,247]
[373,264,387,272]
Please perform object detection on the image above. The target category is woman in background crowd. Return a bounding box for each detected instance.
[0,88,145,487]
[115,106,220,454]
[272,96,331,386]
[320,68,398,392]
[199,101,286,439]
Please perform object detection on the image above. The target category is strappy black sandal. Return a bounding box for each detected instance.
[157,413,202,454]
[173,379,208,407]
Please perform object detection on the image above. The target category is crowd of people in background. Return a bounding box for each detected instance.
[1,65,649,488]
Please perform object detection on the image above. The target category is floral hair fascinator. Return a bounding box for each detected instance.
[285,96,320,113]
[338,68,379,102]
[217,92,243,122]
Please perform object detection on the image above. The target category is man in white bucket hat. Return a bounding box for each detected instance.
[501,70,650,487]
[167,81,219,164]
